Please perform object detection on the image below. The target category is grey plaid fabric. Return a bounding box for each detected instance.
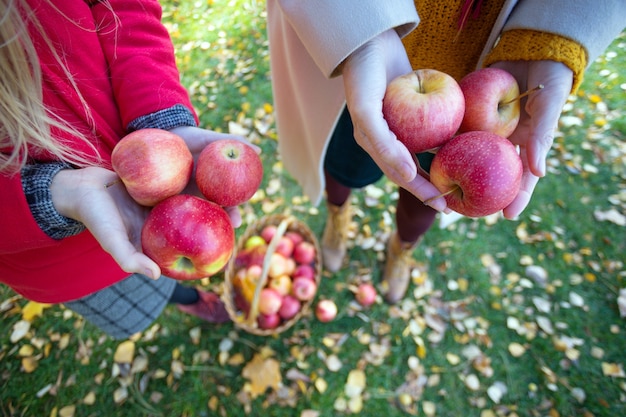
[127,104,196,131]
[64,274,177,339]
[21,162,86,239]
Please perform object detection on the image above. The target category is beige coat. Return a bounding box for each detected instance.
[267,0,625,206]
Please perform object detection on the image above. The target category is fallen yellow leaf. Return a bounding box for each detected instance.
[22,356,38,373]
[22,301,51,322]
[58,405,76,417]
[602,362,625,377]
[241,352,282,398]
[113,340,135,364]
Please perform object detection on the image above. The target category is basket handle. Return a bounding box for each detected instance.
[246,216,294,326]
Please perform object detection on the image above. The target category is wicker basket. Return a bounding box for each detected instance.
[223,214,322,336]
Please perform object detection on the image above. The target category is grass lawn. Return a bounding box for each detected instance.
[1,2,625,416]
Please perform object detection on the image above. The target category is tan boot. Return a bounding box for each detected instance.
[321,201,352,272]
[382,232,420,304]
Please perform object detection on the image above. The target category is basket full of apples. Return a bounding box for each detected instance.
[223,214,322,336]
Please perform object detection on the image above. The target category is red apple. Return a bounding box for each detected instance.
[355,283,377,307]
[246,264,263,282]
[382,69,465,153]
[111,128,193,206]
[315,299,338,323]
[268,274,292,296]
[275,236,295,258]
[278,295,302,321]
[429,131,523,218]
[285,231,304,246]
[267,253,290,278]
[293,241,316,265]
[293,264,315,281]
[195,138,263,207]
[291,277,317,301]
[284,257,297,276]
[234,244,266,268]
[458,67,520,137]
[141,194,235,280]
[260,225,277,243]
[258,288,283,315]
[257,312,281,329]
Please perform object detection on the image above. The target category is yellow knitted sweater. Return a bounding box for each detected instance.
[402,0,587,92]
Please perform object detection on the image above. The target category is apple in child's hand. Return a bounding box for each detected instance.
[429,131,523,218]
[458,67,521,138]
[111,128,193,206]
[382,69,465,153]
[195,138,263,207]
[141,194,235,280]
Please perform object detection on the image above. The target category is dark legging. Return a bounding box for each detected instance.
[324,106,437,244]
[169,284,199,305]
[324,169,437,243]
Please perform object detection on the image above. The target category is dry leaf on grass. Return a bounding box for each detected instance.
[21,301,51,321]
[242,352,282,398]
[113,340,135,364]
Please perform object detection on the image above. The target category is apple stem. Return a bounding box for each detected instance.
[247,216,293,326]
[500,84,544,106]
[104,178,122,188]
[423,185,459,206]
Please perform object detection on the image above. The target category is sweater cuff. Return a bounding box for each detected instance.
[483,29,587,93]
[21,163,87,240]
[127,104,197,132]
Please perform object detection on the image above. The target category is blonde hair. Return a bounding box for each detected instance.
[0,0,101,174]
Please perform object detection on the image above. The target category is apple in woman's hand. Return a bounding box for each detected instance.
[458,67,521,138]
[383,69,465,153]
[429,131,522,218]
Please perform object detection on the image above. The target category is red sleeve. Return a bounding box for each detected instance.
[0,174,58,254]
[90,0,198,128]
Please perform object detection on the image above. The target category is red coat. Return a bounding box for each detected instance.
[0,0,197,303]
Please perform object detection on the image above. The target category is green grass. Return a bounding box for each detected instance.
[1,2,625,416]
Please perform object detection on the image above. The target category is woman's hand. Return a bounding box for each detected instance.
[169,126,262,227]
[490,60,573,219]
[50,166,161,279]
[341,29,448,212]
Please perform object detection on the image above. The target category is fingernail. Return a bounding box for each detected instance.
[145,268,157,280]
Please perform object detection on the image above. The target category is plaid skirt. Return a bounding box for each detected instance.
[64,274,177,339]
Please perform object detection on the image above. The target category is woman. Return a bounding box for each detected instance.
[0,0,253,338]
[266,0,625,302]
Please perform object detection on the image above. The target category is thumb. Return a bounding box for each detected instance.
[525,62,573,177]
[116,248,162,280]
